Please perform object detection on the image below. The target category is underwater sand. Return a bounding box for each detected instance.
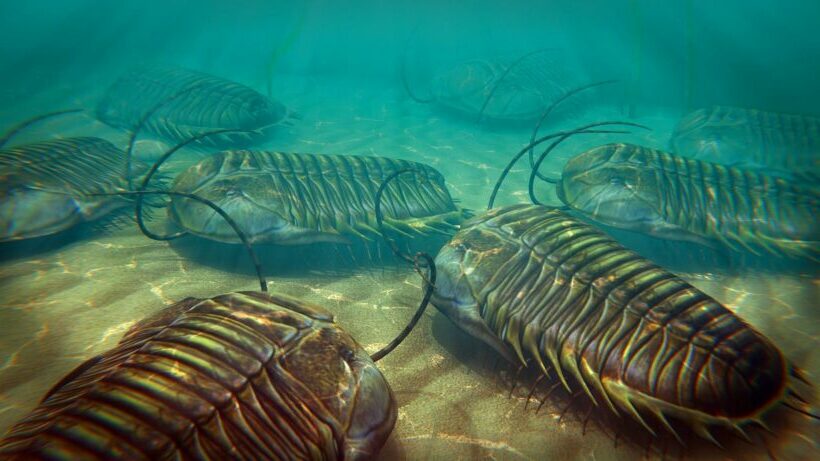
[0,75,817,460]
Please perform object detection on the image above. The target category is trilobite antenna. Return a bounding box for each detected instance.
[370,168,437,362]
[88,189,268,292]
[528,123,651,206]
[400,25,435,104]
[488,121,649,209]
[528,80,618,177]
[476,48,553,124]
[124,84,203,190]
[134,128,258,242]
[0,109,84,149]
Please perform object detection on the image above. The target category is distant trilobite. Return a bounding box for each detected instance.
[97,67,295,147]
[403,49,586,123]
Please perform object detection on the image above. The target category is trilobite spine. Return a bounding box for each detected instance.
[588,144,817,260]
[0,292,389,460]
[437,205,789,438]
[170,150,466,242]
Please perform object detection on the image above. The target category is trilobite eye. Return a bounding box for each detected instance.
[340,347,355,362]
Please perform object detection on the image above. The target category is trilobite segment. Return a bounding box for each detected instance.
[432,204,789,434]
[669,106,820,177]
[96,67,290,147]
[557,143,819,260]
[168,150,470,245]
[0,291,396,460]
[0,137,133,242]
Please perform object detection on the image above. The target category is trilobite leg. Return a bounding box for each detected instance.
[524,374,545,410]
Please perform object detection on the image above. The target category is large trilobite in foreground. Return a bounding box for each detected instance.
[0,291,396,460]
[432,204,800,444]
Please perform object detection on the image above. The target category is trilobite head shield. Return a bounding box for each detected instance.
[0,182,86,241]
[557,143,671,234]
[430,215,521,364]
[169,152,336,245]
[669,107,748,163]
[254,295,396,458]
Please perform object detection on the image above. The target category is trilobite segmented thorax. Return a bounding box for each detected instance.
[97,67,290,147]
[670,106,820,176]
[432,204,792,439]
[0,291,396,460]
[557,143,819,260]
[169,150,470,245]
[0,137,132,241]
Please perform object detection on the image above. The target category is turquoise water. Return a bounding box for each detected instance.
[0,1,817,460]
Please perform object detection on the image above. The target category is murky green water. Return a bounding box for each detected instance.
[1,1,817,459]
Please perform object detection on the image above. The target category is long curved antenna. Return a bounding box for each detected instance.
[124,85,203,189]
[477,48,552,123]
[528,80,618,176]
[370,252,436,362]
[487,121,650,209]
[528,127,649,205]
[89,190,267,292]
[400,26,435,104]
[134,128,258,242]
[369,168,437,362]
[0,109,83,149]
